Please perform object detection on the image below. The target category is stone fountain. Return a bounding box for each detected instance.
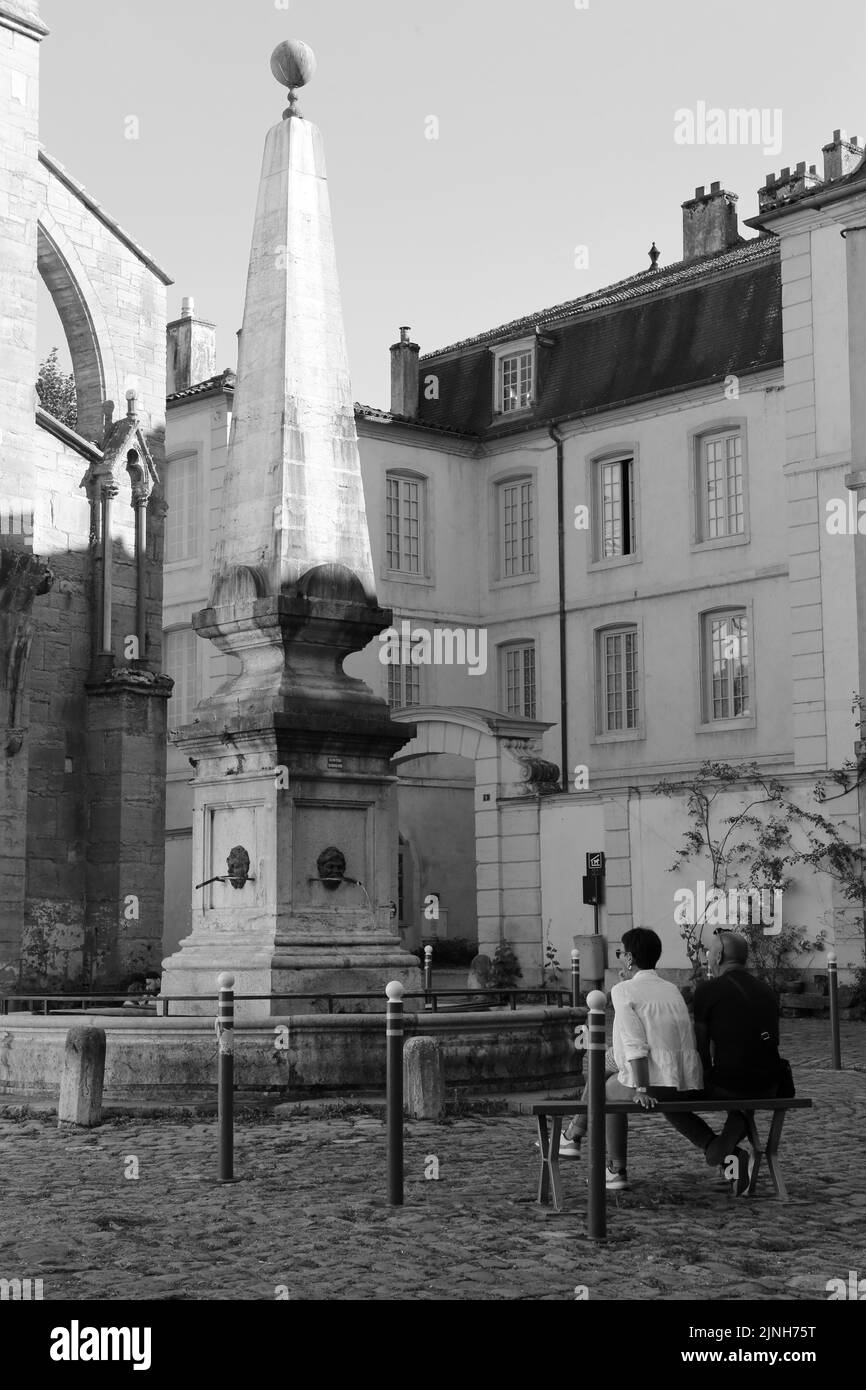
[0,42,578,1099]
[159,38,422,1017]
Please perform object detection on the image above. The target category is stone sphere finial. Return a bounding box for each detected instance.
[270,39,317,119]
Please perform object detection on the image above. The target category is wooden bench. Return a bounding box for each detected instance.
[533,1098,814,1211]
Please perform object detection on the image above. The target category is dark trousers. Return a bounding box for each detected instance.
[665,1079,779,1165]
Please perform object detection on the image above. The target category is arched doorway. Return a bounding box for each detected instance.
[390,707,557,981]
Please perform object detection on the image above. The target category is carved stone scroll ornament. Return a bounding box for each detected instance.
[0,549,54,748]
[515,754,561,796]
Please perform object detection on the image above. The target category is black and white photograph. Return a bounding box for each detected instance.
[0,0,863,1357]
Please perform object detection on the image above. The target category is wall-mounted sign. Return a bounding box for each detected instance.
[586,851,605,876]
[327,757,343,770]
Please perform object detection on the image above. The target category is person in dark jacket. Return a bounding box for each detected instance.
[665,929,784,1190]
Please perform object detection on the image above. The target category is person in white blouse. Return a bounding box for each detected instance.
[562,927,704,1190]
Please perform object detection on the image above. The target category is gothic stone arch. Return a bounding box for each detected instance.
[36,213,115,443]
[390,707,557,972]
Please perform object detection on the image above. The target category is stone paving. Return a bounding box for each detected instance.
[0,1020,863,1301]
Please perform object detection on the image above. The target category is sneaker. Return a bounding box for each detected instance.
[559,1137,582,1159]
[605,1165,629,1191]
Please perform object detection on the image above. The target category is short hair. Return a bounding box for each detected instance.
[715,930,748,966]
[621,927,662,970]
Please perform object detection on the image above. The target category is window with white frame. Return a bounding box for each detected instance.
[594,454,636,559]
[164,627,198,726]
[502,642,537,718]
[697,430,744,541]
[498,477,534,578]
[163,454,199,564]
[387,661,421,709]
[598,626,640,732]
[702,610,750,721]
[494,340,535,415]
[386,474,424,574]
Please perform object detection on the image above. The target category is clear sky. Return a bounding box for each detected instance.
[38,0,866,409]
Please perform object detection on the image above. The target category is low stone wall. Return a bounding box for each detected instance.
[0,1006,583,1102]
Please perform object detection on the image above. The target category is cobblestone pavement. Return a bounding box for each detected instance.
[0,1021,863,1301]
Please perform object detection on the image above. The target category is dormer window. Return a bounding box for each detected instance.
[492,337,536,415]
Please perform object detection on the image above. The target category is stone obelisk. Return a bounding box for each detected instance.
[161,41,420,1017]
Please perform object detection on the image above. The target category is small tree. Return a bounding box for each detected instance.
[542,920,562,985]
[652,761,828,992]
[36,347,77,430]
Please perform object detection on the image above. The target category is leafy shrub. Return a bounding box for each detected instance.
[490,940,523,989]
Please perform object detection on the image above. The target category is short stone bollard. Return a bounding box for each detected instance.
[57,1026,106,1128]
[403,1036,445,1120]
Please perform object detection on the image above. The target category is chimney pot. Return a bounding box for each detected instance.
[682,183,740,261]
[822,129,863,182]
[390,328,420,418]
[167,298,217,395]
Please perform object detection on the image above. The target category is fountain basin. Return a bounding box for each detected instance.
[0,1007,583,1103]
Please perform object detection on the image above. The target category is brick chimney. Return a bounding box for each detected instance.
[681,183,741,261]
[822,130,862,183]
[389,327,419,418]
[166,296,217,395]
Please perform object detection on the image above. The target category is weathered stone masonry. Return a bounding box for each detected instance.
[0,0,173,990]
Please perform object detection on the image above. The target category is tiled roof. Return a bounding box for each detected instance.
[354,402,474,439]
[423,236,778,358]
[416,238,782,437]
[167,370,236,404]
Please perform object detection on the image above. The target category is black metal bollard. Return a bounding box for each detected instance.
[386,980,404,1205]
[424,944,433,1011]
[571,949,580,1008]
[585,989,608,1240]
[828,951,841,1070]
[217,971,235,1181]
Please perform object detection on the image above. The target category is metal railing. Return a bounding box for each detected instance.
[0,987,574,1017]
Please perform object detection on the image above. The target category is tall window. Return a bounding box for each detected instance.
[698,431,744,540]
[599,627,640,732]
[499,478,534,578]
[388,662,421,709]
[703,611,750,720]
[595,455,635,559]
[503,643,536,718]
[497,350,534,414]
[386,474,424,574]
[164,454,199,564]
[164,628,198,725]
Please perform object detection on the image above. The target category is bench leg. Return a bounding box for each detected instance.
[742,1111,764,1195]
[764,1111,789,1202]
[536,1115,564,1211]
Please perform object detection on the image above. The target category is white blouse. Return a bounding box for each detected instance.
[611,970,704,1091]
